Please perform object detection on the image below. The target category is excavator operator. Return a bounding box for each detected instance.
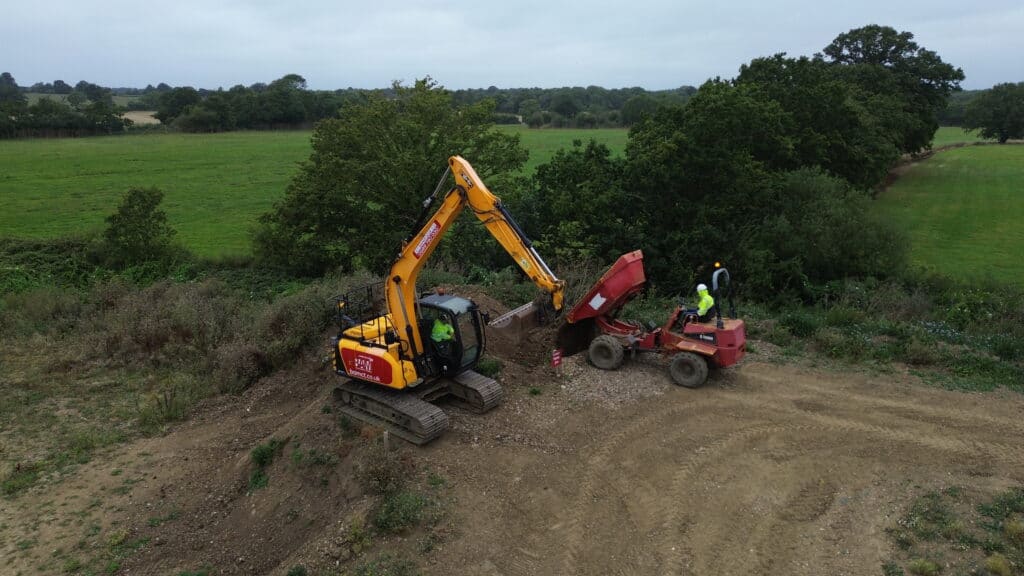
[431,316,455,356]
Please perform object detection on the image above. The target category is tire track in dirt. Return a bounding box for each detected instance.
[556,398,716,576]
[744,367,1024,436]
[656,421,826,575]
[713,387,1024,465]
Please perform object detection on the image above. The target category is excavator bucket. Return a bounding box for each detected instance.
[555,317,595,357]
[487,301,546,342]
[556,250,648,357]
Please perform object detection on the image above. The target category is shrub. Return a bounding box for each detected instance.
[214,341,270,393]
[812,328,847,359]
[763,323,794,347]
[1004,517,1024,543]
[991,334,1023,361]
[373,491,427,533]
[1,462,41,496]
[254,284,332,370]
[475,357,503,378]
[97,279,246,365]
[251,438,286,468]
[984,553,1012,576]
[906,558,939,576]
[780,310,821,338]
[823,305,864,328]
[0,286,82,337]
[358,443,413,496]
[904,338,941,366]
[102,187,180,269]
[351,555,419,576]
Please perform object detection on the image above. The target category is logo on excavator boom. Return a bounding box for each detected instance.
[413,221,442,258]
[460,171,475,188]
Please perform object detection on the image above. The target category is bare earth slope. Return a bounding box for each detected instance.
[4,347,1023,575]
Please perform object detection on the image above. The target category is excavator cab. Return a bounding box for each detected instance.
[417,293,484,377]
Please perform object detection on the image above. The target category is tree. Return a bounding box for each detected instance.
[102,188,177,267]
[625,80,791,287]
[550,91,580,118]
[0,72,25,103]
[620,94,658,126]
[519,140,634,263]
[254,78,528,275]
[155,87,201,124]
[518,98,540,119]
[736,53,901,188]
[963,83,1024,144]
[821,25,964,153]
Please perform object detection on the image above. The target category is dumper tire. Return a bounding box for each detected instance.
[588,335,625,370]
[669,352,708,388]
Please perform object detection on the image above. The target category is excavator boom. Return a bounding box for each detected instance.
[386,156,566,358]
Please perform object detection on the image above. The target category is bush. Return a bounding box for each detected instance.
[213,341,270,392]
[251,438,286,468]
[351,555,419,576]
[102,187,181,269]
[0,286,83,337]
[904,338,941,366]
[907,559,940,576]
[812,328,847,359]
[475,357,503,378]
[97,279,246,365]
[358,443,413,496]
[254,285,332,369]
[373,491,427,533]
[780,310,821,338]
[984,553,1012,576]
[824,306,864,327]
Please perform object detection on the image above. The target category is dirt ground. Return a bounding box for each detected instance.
[3,340,1024,575]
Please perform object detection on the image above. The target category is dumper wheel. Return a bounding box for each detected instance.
[588,335,625,370]
[669,352,708,388]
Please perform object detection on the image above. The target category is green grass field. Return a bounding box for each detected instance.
[1,125,995,260]
[0,132,311,257]
[877,145,1024,284]
[931,126,987,148]
[0,128,628,258]
[498,125,628,173]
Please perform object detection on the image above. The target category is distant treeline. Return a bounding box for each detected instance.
[0,73,129,138]
[0,67,1005,139]
[6,72,700,136]
[135,77,699,131]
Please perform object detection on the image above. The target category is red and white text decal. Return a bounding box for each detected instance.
[413,221,442,258]
[341,348,393,384]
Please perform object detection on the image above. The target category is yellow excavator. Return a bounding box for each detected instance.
[331,156,566,444]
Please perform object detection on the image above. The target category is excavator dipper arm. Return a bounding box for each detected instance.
[385,156,566,363]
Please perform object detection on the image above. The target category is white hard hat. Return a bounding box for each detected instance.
[696,283,708,292]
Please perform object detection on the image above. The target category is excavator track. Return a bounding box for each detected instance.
[448,370,503,414]
[333,370,502,444]
[333,380,449,445]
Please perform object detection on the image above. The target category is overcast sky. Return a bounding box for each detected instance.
[3,0,1021,91]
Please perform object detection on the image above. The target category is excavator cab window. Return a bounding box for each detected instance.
[456,310,481,369]
[417,294,483,376]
